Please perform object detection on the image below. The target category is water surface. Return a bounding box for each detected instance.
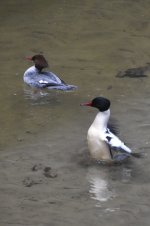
[0,1,150,226]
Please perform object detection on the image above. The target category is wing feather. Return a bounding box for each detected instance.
[104,129,132,154]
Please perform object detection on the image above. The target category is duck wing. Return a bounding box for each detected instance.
[104,128,132,154]
[107,118,119,136]
[28,72,63,88]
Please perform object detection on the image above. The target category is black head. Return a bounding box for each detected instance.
[81,97,110,112]
[27,54,48,71]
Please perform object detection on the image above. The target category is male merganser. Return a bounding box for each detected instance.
[81,97,133,162]
[23,54,77,91]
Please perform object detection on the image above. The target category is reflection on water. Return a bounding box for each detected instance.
[24,85,49,102]
[23,85,78,105]
[87,167,115,206]
[121,167,132,183]
[87,165,133,207]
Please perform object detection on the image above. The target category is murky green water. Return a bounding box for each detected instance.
[1,0,150,225]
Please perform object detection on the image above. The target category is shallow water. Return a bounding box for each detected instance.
[1,0,150,225]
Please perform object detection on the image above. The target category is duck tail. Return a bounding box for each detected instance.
[131,152,143,158]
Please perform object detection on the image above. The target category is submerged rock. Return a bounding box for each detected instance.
[116,63,150,78]
[43,166,57,178]
[22,177,42,187]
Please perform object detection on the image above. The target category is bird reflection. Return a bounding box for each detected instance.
[23,85,49,101]
[87,167,115,206]
[87,164,133,207]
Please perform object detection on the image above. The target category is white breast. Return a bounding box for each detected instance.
[87,126,111,160]
[87,110,112,161]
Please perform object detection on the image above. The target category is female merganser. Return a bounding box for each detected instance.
[23,54,77,91]
[81,97,133,162]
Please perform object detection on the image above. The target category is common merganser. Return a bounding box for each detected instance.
[81,97,133,162]
[23,54,77,91]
